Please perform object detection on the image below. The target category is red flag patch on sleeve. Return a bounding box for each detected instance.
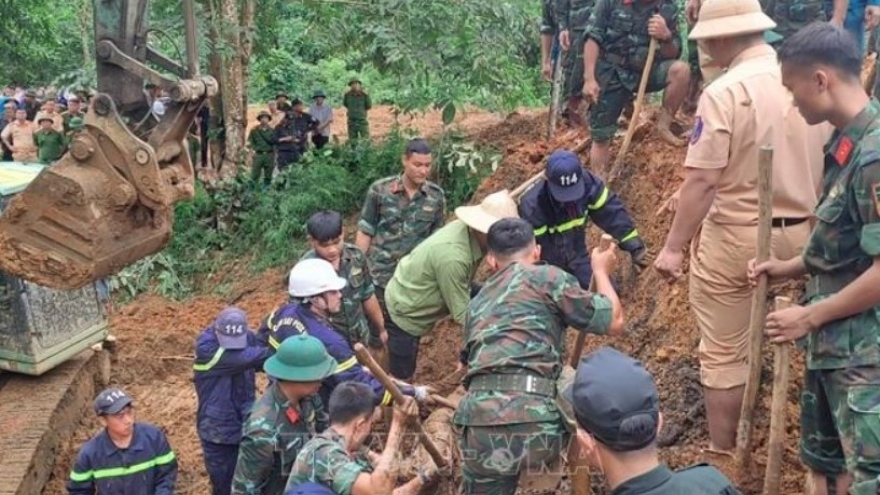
[835,136,854,166]
[873,182,880,218]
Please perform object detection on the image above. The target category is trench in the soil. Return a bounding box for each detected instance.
[42,108,807,495]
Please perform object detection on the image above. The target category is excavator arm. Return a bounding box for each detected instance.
[0,0,218,290]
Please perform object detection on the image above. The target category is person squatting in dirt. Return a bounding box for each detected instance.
[194,307,271,495]
[67,388,178,495]
[231,335,335,495]
[752,22,880,495]
[258,258,432,408]
[381,191,518,381]
[300,210,386,349]
[519,149,648,288]
[566,347,742,494]
[653,0,827,457]
[454,217,624,494]
[582,0,691,172]
[285,382,442,495]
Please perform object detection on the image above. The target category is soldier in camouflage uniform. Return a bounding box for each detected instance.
[541,0,560,82]
[301,210,386,347]
[453,218,625,494]
[756,24,880,495]
[583,0,691,172]
[231,334,335,495]
[355,138,446,309]
[557,0,594,127]
[763,0,831,40]
[343,78,371,141]
[286,382,436,494]
[248,111,276,187]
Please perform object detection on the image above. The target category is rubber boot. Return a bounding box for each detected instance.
[657,108,685,146]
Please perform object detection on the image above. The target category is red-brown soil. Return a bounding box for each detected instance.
[43,109,807,494]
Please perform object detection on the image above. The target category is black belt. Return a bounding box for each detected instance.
[467,373,556,398]
[771,217,808,228]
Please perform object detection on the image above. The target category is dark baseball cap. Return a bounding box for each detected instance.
[94,388,134,415]
[563,347,660,452]
[285,482,336,495]
[546,150,585,203]
[214,307,249,350]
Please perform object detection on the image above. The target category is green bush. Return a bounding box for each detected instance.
[111,128,497,300]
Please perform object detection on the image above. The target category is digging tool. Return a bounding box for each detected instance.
[353,343,450,470]
[428,394,459,410]
[735,145,773,477]
[609,38,659,182]
[569,234,615,368]
[511,171,547,201]
[548,53,564,140]
[763,296,793,495]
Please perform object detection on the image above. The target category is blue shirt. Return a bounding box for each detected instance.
[67,422,177,495]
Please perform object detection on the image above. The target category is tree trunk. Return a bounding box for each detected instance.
[79,0,94,69]
[240,0,255,126]
[204,0,225,170]
[217,0,246,173]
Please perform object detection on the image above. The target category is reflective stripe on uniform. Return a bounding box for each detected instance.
[193,348,226,372]
[534,225,549,236]
[269,336,281,349]
[335,357,358,373]
[620,229,639,243]
[534,215,587,236]
[69,451,176,482]
[588,187,609,210]
[380,390,393,406]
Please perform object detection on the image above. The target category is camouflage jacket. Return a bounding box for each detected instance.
[763,0,826,40]
[556,0,595,31]
[357,175,446,288]
[285,428,373,495]
[452,262,613,426]
[588,0,681,90]
[542,0,560,35]
[301,243,375,345]
[804,99,880,371]
[343,91,371,121]
[231,383,327,495]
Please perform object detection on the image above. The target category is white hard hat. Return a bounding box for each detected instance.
[288,258,347,298]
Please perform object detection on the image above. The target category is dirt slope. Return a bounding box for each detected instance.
[43,110,805,494]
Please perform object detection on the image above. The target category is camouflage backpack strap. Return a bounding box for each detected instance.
[556,365,577,433]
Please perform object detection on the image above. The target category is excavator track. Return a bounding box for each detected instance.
[0,350,109,495]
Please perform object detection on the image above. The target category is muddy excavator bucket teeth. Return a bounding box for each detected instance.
[0,158,175,290]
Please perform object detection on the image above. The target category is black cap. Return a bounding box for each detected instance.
[546,150,585,203]
[285,482,336,495]
[291,98,304,107]
[94,387,134,415]
[563,347,660,451]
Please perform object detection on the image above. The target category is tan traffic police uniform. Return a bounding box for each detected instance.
[1,120,39,162]
[35,111,64,133]
[685,43,829,389]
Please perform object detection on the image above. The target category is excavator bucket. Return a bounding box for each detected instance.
[0,94,196,290]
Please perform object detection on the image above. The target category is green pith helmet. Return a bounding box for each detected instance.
[263,334,336,382]
[68,117,84,130]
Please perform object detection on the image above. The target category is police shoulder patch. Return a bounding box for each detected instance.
[689,116,703,146]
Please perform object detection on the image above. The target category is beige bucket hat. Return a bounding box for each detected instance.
[455,191,519,233]
[689,0,776,40]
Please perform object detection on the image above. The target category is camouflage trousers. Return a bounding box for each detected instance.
[562,30,588,99]
[590,60,674,142]
[251,152,275,185]
[800,366,880,495]
[458,421,568,495]
[348,119,369,141]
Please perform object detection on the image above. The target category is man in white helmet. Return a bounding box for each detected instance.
[257,258,432,407]
[383,190,520,380]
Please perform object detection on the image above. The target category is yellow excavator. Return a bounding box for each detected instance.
[0,0,216,291]
[0,0,216,374]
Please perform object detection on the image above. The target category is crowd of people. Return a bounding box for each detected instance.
[56,0,880,493]
[0,87,88,164]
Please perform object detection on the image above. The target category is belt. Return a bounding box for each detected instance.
[467,373,556,398]
[771,217,808,228]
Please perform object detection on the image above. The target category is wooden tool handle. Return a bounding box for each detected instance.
[735,145,774,476]
[511,171,546,199]
[428,394,459,410]
[569,234,615,368]
[353,343,449,468]
[613,38,659,170]
[763,297,793,495]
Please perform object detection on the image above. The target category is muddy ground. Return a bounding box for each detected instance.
[43,110,807,494]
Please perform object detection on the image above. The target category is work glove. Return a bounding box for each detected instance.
[413,386,431,403]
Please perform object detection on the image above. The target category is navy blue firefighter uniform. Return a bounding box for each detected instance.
[194,307,271,495]
[519,150,645,288]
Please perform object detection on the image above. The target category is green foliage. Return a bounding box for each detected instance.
[112,129,496,299]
